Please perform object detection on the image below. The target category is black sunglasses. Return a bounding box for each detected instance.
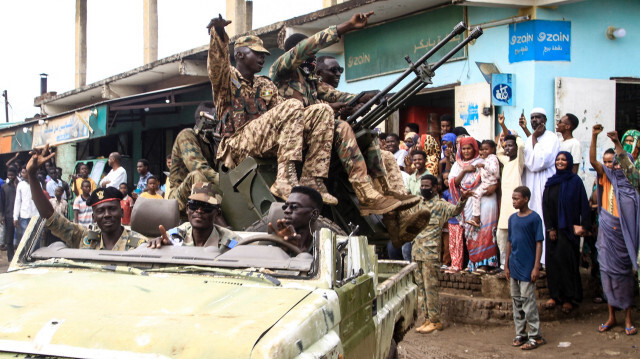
[329,66,344,74]
[187,200,218,213]
[282,203,314,212]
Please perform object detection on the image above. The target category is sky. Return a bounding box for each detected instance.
[0,0,322,123]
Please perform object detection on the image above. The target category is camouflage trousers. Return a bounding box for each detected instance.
[167,169,212,212]
[334,120,386,182]
[380,149,408,194]
[217,99,333,178]
[415,256,440,323]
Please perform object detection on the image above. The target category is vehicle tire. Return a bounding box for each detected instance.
[388,338,398,359]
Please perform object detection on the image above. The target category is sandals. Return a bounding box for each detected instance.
[597,323,614,333]
[512,335,527,347]
[561,302,573,314]
[471,268,486,276]
[521,337,546,350]
[625,326,637,336]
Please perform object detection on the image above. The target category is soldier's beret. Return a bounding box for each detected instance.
[86,187,124,207]
[234,35,270,55]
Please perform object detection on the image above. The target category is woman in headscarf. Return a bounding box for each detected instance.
[621,129,640,170]
[448,136,499,273]
[421,134,441,176]
[590,126,639,335]
[439,132,456,175]
[541,151,591,313]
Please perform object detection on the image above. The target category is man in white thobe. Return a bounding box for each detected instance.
[522,107,559,266]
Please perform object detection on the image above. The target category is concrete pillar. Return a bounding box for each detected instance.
[225,0,252,38]
[143,0,158,64]
[75,0,87,88]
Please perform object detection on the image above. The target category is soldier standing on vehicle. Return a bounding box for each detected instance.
[270,12,418,215]
[414,175,471,334]
[207,15,337,205]
[26,145,148,251]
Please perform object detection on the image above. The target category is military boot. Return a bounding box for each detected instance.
[352,178,401,216]
[396,204,431,244]
[373,176,420,211]
[299,177,338,205]
[382,210,402,249]
[270,161,299,201]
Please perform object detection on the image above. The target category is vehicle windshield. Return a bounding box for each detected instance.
[18,218,318,279]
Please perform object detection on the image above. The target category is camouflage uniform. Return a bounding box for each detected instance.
[412,196,467,323]
[169,222,240,248]
[168,128,219,211]
[45,211,147,250]
[269,26,386,183]
[208,30,333,180]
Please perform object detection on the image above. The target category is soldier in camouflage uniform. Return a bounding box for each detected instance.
[25,145,148,251]
[207,15,336,205]
[413,174,471,334]
[270,12,418,216]
[168,102,221,213]
[149,183,241,249]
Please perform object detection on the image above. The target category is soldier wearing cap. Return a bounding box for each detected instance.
[269,12,419,216]
[25,145,148,251]
[206,14,337,206]
[149,182,240,248]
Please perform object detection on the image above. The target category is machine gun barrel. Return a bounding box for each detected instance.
[347,21,467,125]
[348,25,484,131]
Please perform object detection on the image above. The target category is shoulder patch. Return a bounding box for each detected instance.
[231,78,241,89]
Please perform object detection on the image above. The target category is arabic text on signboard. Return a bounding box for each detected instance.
[509,20,571,63]
[344,6,465,82]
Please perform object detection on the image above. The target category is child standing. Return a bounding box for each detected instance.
[140,176,163,199]
[505,186,546,350]
[442,171,462,272]
[467,140,500,227]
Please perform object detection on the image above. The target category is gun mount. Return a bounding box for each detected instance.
[216,22,484,250]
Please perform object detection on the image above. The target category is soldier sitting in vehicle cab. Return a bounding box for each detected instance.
[26,145,148,251]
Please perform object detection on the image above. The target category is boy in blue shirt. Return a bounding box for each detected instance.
[504,186,546,350]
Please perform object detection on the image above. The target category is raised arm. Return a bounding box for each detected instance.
[269,12,373,82]
[26,146,56,220]
[519,112,531,138]
[589,125,604,177]
[206,14,233,116]
[609,130,640,191]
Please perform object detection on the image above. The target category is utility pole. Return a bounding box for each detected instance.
[2,90,8,123]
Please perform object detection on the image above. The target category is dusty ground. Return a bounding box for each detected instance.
[1,251,637,358]
[399,311,639,359]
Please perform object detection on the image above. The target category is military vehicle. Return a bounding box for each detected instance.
[217,23,483,248]
[0,205,417,358]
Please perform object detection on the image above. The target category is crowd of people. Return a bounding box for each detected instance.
[379,108,640,347]
[0,151,174,260]
[0,9,638,352]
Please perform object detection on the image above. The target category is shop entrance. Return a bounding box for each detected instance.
[398,87,455,140]
[615,81,640,136]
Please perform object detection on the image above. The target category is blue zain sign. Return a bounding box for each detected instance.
[509,20,571,62]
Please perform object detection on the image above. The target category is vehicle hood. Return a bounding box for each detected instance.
[0,268,312,358]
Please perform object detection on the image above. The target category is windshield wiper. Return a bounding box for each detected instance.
[145,266,281,286]
[25,258,148,276]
